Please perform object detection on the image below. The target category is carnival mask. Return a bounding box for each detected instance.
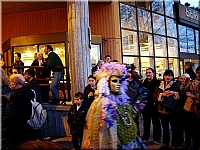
[109,76,122,93]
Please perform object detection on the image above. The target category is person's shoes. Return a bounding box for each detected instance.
[153,140,160,145]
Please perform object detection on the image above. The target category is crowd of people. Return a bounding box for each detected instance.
[1,49,200,150]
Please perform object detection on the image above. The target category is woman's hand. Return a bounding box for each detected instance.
[186,92,195,98]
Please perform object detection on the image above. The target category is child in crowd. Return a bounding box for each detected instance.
[67,92,88,150]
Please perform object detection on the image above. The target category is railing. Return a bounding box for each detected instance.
[2,65,71,103]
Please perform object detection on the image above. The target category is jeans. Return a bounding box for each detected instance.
[50,71,63,99]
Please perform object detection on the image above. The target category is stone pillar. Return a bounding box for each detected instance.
[67,1,91,98]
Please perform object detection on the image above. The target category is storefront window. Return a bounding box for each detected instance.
[165,0,175,18]
[139,32,153,56]
[187,27,195,53]
[169,58,179,77]
[151,0,164,14]
[123,56,139,69]
[137,8,152,33]
[39,43,65,67]
[179,25,187,52]
[13,45,38,66]
[154,35,167,57]
[152,13,165,35]
[141,57,154,79]
[166,17,177,38]
[168,38,178,57]
[91,44,101,67]
[155,58,168,79]
[122,30,138,55]
[120,3,137,30]
[195,30,199,54]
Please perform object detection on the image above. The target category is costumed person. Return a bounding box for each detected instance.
[81,62,146,149]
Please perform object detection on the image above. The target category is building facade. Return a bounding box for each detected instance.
[2,1,199,79]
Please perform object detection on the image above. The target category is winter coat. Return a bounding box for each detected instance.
[67,104,88,136]
[1,86,13,150]
[185,68,196,81]
[29,78,42,103]
[126,80,140,105]
[153,81,181,114]
[142,78,161,108]
[11,86,36,146]
[84,84,95,108]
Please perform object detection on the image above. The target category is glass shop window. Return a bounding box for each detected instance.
[91,44,101,68]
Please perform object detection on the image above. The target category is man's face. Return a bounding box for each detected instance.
[88,77,96,88]
[24,72,31,81]
[109,76,122,93]
[105,57,111,63]
[38,53,43,60]
[12,69,18,74]
[98,61,104,68]
[44,46,49,55]
[14,54,20,61]
[184,64,190,70]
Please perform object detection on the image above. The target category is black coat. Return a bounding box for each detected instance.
[29,78,42,103]
[126,80,140,105]
[84,84,95,108]
[1,86,13,150]
[11,86,37,146]
[185,68,196,81]
[67,104,88,136]
[142,78,161,108]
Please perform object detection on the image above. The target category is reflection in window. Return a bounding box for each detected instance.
[136,1,150,10]
[152,13,165,35]
[165,0,174,18]
[91,44,101,68]
[187,27,195,53]
[141,57,154,79]
[195,30,199,54]
[169,58,179,77]
[179,25,187,52]
[137,8,152,32]
[168,38,178,57]
[120,3,137,30]
[155,58,168,79]
[166,17,177,37]
[122,30,138,55]
[139,32,153,56]
[154,35,167,56]
[123,56,139,71]
[151,0,164,14]
[14,45,38,66]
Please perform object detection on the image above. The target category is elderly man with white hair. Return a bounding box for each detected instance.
[10,74,37,147]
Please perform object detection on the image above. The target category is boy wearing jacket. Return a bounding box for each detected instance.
[67,92,88,150]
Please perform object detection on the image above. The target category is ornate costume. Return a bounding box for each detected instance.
[81,63,145,149]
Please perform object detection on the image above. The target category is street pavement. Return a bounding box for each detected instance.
[44,116,172,150]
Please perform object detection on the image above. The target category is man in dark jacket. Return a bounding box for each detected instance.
[43,45,63,100]
[9,52,24,74]
[10,74,37,147]
[184,61,196,80]
[91,60,104,75]
[83,75,96,108]
[67,92,88,150]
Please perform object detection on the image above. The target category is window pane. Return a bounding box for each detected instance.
[187,27,195,53]
[138,8,152,32]
[139,33,153,56]
[123,56,140,69]
[180,60,183,76]
[152,13,165,35]
[179,25,187,52]
[141,57,154,79]
[151,0,164,14]
[168,38,178,57]
[154,35,167,56]
[155,58,168,79]
[166,17,177,37]
[165,0,175,18]
[136,1,150,10]
[13,45,38,66]
[120,3,137,30]
[39,43,65,66]
[122,30,138,55]
[91,44,101,68]
[169,58,179,77]
[195,30,199,54]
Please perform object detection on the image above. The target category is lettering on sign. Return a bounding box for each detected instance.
[185,8,199,21]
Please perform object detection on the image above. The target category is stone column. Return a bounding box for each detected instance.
[67,1,91,98]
